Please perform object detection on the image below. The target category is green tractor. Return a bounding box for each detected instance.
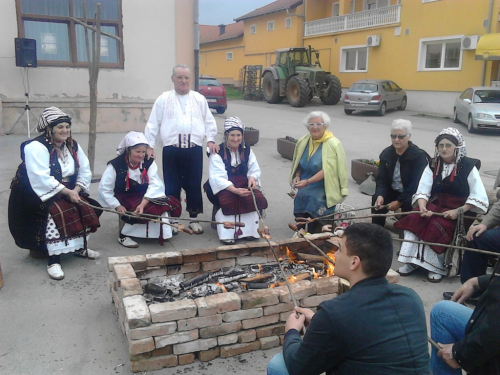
[261,46,342,107]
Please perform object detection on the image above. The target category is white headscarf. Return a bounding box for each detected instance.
[116,131,149,155]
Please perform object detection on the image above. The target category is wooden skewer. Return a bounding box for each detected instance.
[288,223,336,266]
[295,205,384,223]
[428,336,442,351]
[393,238,500,257]
[80,201,195,234]
[125,210,245,228]
[321,211,481,222]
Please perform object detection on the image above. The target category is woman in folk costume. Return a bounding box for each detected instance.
[205,117,267,244]
[8,107,101,281]
[290,111,349,233]
[395,127,488,283]
[98,132,182,248]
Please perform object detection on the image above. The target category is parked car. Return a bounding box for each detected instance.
[453,86,500,133]
[198,75,227,114]
[343,79,407,116]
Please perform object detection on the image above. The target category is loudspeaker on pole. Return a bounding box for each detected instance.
[15,37,37,68]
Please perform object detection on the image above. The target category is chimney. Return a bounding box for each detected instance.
[218,24,226,35]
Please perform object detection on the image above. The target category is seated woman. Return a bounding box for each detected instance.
[372,119,430,227]
[290,111,349,233]
[98,132,181,248]
[8,107,101,280]
[395,127,488,283]
[205,117,267,245]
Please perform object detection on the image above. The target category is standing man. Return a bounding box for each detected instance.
[267,223,430,375]
[145,64,218,234]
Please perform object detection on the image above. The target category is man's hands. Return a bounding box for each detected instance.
[437,343,461,369]
[467,224,487,241]
[285,307,315,333]
[147,147,155,160]
[208,141,220,154]
[451,277,479,304]
[374,196,384,209]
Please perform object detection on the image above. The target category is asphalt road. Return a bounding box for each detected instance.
[1,99,498,375]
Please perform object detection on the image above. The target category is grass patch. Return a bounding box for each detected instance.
[226,86,244,100]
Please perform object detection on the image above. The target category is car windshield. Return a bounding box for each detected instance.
[473,90,500,104]
[349,83,378,93]
[200,79,221,87]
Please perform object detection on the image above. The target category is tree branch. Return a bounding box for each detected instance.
[69,16,121,41]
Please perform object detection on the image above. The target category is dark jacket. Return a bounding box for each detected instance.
[453,261,500,375]
[375,141,429,205]
[283,277,430,375]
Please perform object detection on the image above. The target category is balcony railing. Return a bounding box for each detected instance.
[304,5,401,37]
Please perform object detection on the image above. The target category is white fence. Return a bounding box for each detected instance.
[304,5,401,37]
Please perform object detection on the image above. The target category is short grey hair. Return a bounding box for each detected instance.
[303,111,331,129]
[391,119,412,133]
[172,64,191,77]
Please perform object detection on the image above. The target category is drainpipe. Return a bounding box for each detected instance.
[194,0,200,92]
[482,0,494,86]
[286,1,305,47]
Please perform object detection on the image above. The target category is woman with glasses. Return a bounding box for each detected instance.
[372,119,430,227]
[290,111,349,233]
[395,127,488,283]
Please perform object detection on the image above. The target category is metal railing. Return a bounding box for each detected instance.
[305,5,401,37]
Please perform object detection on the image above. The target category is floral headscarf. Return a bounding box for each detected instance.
[432,127,467,181]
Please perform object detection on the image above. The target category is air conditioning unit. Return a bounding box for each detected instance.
[461,35,480,50]
[367,35,381,47]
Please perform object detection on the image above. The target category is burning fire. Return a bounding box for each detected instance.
[325,250,336,277]
[216,283,227,292]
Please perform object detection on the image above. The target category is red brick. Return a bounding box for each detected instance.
[200,321,241,338]
[259,336,280,350]
[263,302,294,316]
[123,295,151,329]
[311,276,339,295]
[167,262,200,275]
[173,338,218,355]
[118,278,143,299]
[108,255,147,272]
[128,336,155,355]
[182,248,217,263]
[130,354,178,372]
[239,289,280,309]
[219,340,261,358]
[128,321,176,340]
[177,314,222,331]
[222,308,263,322]
[198,347,220,362]
[237,329,257,343]
[216,245,250,259]
[113,263,136,281]
[152,345,173,357]
[154,329,198,348]
[150,299,197,323]
[276,280,316,303]
[178,353,195,365]
[255,323,285,339]
[201,258,236,272]
[195,292,241,317]
[301,293,337,308]
[242,314,279,329]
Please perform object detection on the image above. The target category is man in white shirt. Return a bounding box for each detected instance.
[145,64,218,234]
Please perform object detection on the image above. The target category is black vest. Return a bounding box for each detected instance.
[431,156,480,198]
[109,155,154,195]
[217,142,251,178]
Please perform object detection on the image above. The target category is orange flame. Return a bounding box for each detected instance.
[311,267,319,279]
[325,251,336,277]
[257,264,263,273]
[286,246,298,262]
[216,283,227,292]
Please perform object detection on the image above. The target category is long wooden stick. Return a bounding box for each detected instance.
[122,210,245,228]
[295,205,383,223]
[288,224,336,266]
[393,238,500,257]
[320,211,481,222]
[249,187,300,308]
[80,200,194,234]
[428,336,442,350]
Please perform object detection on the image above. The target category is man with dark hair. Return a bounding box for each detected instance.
[267,223,430,375]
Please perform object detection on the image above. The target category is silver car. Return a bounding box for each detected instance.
[343,79,407,116]
[453,86,500,133]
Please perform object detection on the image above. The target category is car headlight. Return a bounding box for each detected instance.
[476,113,494,119]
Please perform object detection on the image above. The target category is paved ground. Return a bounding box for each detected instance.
[1,99,498,374]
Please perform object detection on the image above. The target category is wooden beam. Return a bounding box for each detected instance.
[69,17,122,41]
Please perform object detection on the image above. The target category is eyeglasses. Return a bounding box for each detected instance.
[307,122,324,127]
[437,143,455,149]
[390,134,409,140]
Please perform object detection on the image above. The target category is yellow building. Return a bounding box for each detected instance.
[200,0,304,85]
[201,0,500,114]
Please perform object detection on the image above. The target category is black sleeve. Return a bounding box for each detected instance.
[398,150,428,204]
[374,151,389,199]
[283,307,345,375]
[452,278,500,372]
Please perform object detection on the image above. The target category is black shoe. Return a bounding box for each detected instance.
[442,291,454,300]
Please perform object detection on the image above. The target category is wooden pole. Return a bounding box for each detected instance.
[0,261,4,289]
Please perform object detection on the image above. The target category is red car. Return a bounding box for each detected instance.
[199,75,227,114]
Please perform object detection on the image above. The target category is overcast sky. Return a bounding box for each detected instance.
[199,0,274,25]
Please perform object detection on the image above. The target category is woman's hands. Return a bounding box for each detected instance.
[115,205,127,213]
[292,176,301,185]
[248,177,257,190]
[62,186,81,203]
[443,209,459,220]
[294,179,309,189]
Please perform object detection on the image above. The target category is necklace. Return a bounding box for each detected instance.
[57,144,69,166]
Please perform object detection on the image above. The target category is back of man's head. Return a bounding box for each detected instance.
[343,223,393,278]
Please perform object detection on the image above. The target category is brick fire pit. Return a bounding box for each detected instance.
[107,233,343,372]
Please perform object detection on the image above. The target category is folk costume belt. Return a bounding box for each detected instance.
[173,134,196,149]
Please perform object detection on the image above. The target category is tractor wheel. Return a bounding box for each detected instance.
[320,75,342,105]
[262,72,283,104]
[286,76,310,107]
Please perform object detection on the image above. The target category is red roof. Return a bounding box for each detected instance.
[235,0,303,22]
[200,22,244,44]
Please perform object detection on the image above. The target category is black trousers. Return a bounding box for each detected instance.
[461,227,500,284]
[371,188,412,227]
[162,145,203,217]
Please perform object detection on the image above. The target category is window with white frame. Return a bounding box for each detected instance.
[16,0,123,68]
[340,47,368,72]
[267,21,274,31]
[226,52,233,61]
[332,2,340,16]
[285,17,292,28]
[365,0,389,10]
[418,37,462,71]
[250,25,256,34]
